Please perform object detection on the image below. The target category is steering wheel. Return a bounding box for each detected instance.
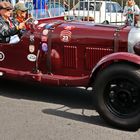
[25,17,38,30]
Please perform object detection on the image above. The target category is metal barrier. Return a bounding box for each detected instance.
[63,0,126,25]
[11,0,140,25]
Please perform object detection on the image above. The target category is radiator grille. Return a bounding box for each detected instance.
[85,47,113,70]
[64,46,77,68]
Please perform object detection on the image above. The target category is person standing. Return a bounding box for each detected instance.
[123,0,140,26]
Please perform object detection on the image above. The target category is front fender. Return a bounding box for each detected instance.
[89,52,140,84]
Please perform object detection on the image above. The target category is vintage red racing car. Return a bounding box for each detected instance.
[0,16,140,130]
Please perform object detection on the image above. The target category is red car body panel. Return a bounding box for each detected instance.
[0,17,138,87]
[91,52,140,79]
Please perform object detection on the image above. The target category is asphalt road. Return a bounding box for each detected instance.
[0,79,140,140]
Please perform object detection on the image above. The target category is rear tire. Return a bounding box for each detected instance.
[94,63,140,130]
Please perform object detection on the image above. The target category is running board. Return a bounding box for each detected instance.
[41,74,89,86]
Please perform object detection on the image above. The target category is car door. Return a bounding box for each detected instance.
[0,32,39,72]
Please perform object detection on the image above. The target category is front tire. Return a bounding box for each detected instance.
[94,63,140,130]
